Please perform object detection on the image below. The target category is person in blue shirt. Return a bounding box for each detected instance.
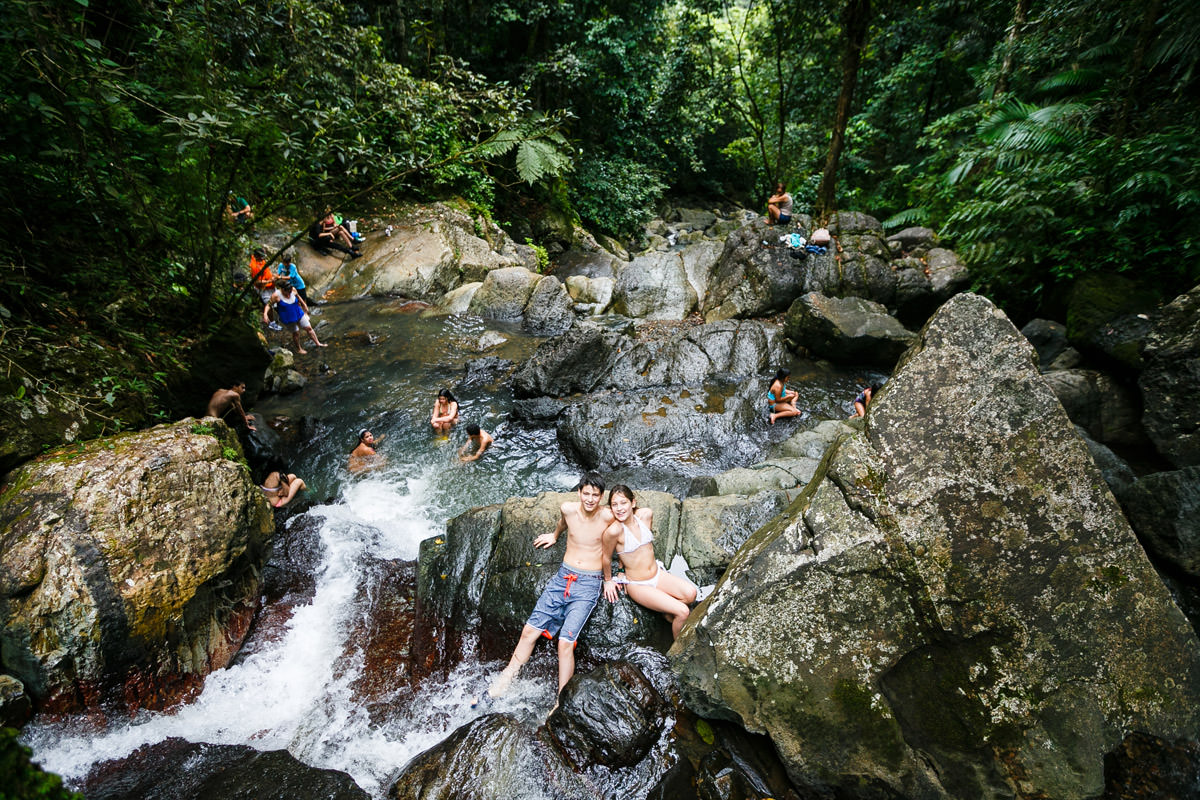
[273,249,311,306]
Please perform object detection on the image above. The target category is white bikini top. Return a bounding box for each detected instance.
[617,515,653,555]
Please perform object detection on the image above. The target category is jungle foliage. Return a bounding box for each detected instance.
[1,0,1198,367]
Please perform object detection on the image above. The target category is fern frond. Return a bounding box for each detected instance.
[882,208,929,229]
[515,139,571,184]
[1034,69,1105,94]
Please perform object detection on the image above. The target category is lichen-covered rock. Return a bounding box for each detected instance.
[1139,283,1200,467]
[777,419,856,460]
[677,492,791,585]
[0,673,31,728]
[784,293,917,367]
[1122,467,1200,579]
[687,459,819,498]
[0,419,274,712]
[886,227,936,251]
[671,293,1200,800]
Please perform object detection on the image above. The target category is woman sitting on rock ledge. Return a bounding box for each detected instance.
[602,485,697,638]
[767,368,802,425]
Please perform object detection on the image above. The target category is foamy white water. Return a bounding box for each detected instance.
[22,467,554,798]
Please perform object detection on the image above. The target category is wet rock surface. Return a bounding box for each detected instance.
[0,419,274,712]
[671,293,1200,799]
[83,738,368,800]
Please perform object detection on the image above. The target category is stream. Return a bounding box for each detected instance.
[21,297,883,798]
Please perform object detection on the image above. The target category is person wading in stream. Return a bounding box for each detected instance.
[473,472,614,709]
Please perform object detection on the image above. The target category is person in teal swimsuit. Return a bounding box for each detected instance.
[767,368,801,425]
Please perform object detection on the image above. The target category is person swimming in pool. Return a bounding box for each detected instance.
[601,484,697,639]
[348,429,385,473]
[767,368,801,425]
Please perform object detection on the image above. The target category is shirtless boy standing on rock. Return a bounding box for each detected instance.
[474,472,614,707]
[206,382,256,431]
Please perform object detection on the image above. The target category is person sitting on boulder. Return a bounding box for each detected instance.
[601,485,697,639]
[852,383,880,418]
[226,192,253,224]
[472,473,613,709]
[260,462,307,508]
[768,368,802,425]
[767,182,793,226]
[458,423,493,462]
[309,210,361,259]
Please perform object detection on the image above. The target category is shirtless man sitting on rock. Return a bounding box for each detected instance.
[206,382,256,431]
[473,472,614,708]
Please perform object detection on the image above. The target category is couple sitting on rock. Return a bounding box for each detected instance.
[473,473,697,709]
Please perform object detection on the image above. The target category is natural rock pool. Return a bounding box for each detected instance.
[21,297,881,798]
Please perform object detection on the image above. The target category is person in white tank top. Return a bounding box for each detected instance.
[601,485,697,639]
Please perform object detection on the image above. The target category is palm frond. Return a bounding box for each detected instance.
[882,208,928,229]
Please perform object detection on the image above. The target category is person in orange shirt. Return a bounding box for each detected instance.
[250,248,282,331]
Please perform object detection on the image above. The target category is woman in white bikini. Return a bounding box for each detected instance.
[601,485,697,638]
[260,466,307,508]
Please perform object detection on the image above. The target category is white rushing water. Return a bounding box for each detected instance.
[22,463,570,798]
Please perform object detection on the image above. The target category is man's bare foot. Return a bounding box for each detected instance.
[769,413,776,425]
[297,347,308,355]
[315,342,327,347]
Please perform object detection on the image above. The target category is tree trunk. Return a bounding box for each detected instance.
[816,0,870,217]
[1114,0,1163,141]
[994,0,1030,97]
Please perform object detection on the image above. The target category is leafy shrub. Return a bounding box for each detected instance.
[570,154,666,239]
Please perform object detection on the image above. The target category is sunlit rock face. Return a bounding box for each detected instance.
[672,293,1200,800]
[0,419,273,712]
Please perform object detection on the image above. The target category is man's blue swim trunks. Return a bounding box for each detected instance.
[526,565,603,644]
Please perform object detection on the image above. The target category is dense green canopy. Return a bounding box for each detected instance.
[1,0,1197,426]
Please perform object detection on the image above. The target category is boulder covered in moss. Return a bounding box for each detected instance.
[0,419,274,712]
[671,293,1200,800]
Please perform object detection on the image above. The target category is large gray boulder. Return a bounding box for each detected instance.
[0,419,274,712]
[677,491,792,585]
[512,323,633,399]
[387,714,589,800]
[467,266,543,320]
[513,319,783,401]
[671,293,1200,799]
[1140,283,1200,467]
[1041,368,1144,447]
[612,252,699,320]
[784,293,917,367]
[1122,467,1200,579]
[703,222,810,321]
[557,380,763,473]
[304,203,535,301]
[522,275,575,336]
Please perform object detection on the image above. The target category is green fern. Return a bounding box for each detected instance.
[882,208,928,229]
